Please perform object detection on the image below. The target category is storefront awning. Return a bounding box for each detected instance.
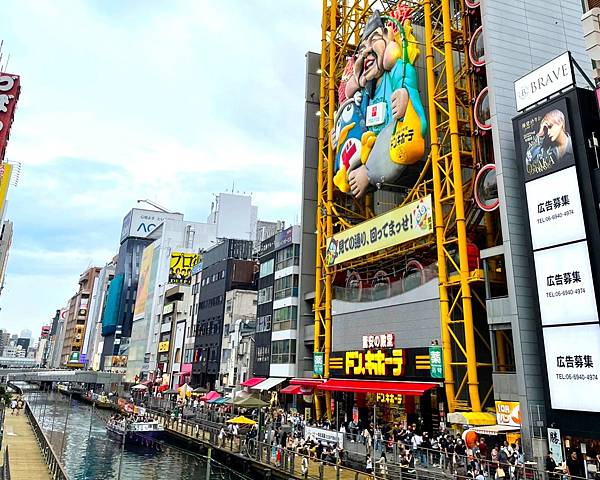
[317,379,438,395]
[447,411,497,426]
[280,385,302,395]
[290,378,325,386]
[251,377,287,391]
[240,377,266,387]
[470,424,520,435]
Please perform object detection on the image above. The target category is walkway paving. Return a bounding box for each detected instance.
[1,409,50,479]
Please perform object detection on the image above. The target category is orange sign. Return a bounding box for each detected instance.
[495,401,521,426]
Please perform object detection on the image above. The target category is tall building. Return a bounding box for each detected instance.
[60,267,101,366]
[85,256,117,371]
[191,239,256,388]
[207,193,257,242]
[0,329,10,355]
[219,289,257,391]
[253,226,301,380]
[126,218,214,382]
[296,0,598,464]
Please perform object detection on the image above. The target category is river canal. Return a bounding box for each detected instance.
[23,388,247,480]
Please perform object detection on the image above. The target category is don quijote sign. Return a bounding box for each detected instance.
[514,52,574,112]
[0,73,21,161]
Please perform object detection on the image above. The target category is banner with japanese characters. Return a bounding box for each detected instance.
[533,241,599,326]
[525,166,586,250]
[168,252,200,285]
[325,195,433,266]
[328,347,438,381]
[543,324,600,412]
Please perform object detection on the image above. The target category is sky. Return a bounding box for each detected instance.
[0,0,322,337]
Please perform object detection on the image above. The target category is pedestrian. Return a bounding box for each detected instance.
[366,453,374,476]
[301,455,309,478]
[16,398,22,416]
[378,452,388,479]
[10,398,16,415]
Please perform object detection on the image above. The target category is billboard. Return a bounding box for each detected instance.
[133,244,155,318]
[120,208,183,243]
[0,73,21,161]
[168,252,200,285]
[533,241,598,326]
[325,195,433,266]
[330,9,427,198]
[0,163,12,218]
[514,52,574,112]
[543,324,600,412]
[516,97,575,182]
[525,166,585,250]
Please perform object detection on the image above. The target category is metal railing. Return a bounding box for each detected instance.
[25,402,69,480]
[1,446,11,480]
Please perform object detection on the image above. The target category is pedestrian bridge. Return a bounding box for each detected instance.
[0,368,123,386]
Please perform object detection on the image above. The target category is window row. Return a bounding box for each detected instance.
[258,286,273,305]
[201,270,226,286]
[259,259,274,278]
[199,295,223,310]
[275,244,300,270]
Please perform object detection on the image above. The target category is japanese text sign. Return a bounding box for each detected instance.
[328,347,439,381]
[0,74,20,161]
[533,241,598,326]
[325,196,433,266]
[495,401,521,426]
[169,252,200,285]
[525,167,586,250]
[543,324,600,412]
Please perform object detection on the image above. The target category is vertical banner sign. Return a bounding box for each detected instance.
[514,90,600,413]
[547,428,564,464]
[429,345,443,378]
[313,352,324,376]
[0,73,21,161]
[168,252,200,285]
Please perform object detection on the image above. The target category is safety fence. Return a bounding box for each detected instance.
[25,403,69,480]
[0,446,10,480]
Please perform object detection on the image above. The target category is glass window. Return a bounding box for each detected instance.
[275,245,300,270]
[272,306,297,331]
[493,328,516,373]
[259,259,274,278]
[271,339,296,364]
[483,254,508,299]
[256,315,272,333]
[274,274,299,300]
[258,286,273,305]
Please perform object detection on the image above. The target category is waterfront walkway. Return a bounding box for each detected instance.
[1,410,50,479]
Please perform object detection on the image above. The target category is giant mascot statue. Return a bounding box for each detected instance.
[332,8,427,198]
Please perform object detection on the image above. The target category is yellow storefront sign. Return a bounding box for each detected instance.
[325,195,433,266]
[158,341,170,353]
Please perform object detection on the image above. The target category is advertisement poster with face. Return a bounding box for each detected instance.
[517,97,575,182]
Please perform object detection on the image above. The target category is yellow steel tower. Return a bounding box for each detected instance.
[315,0,491,419]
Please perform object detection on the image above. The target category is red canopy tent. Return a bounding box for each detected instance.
[199,390,221,402]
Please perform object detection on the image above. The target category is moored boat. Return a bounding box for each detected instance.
[106,416,164,443]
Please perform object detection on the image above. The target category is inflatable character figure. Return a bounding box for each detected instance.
[332,9,428,198]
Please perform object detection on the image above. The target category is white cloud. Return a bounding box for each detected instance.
[0,1,322,334]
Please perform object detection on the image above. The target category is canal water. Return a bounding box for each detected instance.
[23,389,247,480]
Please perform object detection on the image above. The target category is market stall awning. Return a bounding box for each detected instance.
[199,390,221,402]
[280,385,302,395]
[317,379,438,396]
[240,377,266,388]
[290,378,325,386]
[470,424,520,435]
[447,411,497,426]
[251,377,287,391]
[208,396,228,404]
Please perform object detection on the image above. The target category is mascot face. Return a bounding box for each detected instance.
[354,26,397,87]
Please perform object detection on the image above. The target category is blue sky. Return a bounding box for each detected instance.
[0,0,321,337]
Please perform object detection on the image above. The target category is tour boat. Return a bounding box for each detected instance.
[94,395,113,409]
[106,418,165,442]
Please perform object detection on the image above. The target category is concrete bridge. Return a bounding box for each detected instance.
[0,368,123,387]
